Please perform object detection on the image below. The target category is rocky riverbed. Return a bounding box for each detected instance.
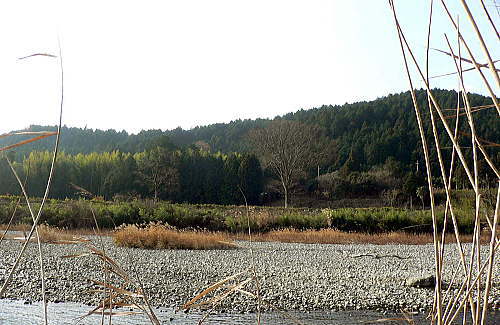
[0,237,498,314]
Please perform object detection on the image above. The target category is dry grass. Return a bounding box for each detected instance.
[239,229,494,245]
[3,223,493,246]
[0,224,111,238]
[63,235,160,324]
[36,224,77,243]
[113,223,235,250]
[0,223,30,232]
[1,224,79,243]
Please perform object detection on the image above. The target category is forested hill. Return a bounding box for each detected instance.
[2,89,498,172]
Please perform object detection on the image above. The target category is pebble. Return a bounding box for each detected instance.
[0,238,498,313]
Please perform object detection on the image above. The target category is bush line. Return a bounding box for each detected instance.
[0,196,479,234]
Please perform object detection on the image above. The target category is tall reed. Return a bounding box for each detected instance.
[0,49,63,325]
[388,1,498,324]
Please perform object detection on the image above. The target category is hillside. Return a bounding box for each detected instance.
[2,89,498,172]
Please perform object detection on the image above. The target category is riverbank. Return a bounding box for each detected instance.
[0,299,441,325]
[0,237,498,314]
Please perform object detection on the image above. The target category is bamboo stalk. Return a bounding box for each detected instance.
[388,2,499,324]
[442,261,463,320]
[444,31,483,324]
[442,104,496,118]
[431,47,498,70]
[431,64,498,79]
[390,7,477,193]
[0,131,58,139]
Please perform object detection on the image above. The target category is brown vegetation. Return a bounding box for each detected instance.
[0,223,30,232]
[0,224,111,241]
[1,224,80,243]
[4,223,493,246]
[36,224,77,243]
[113,223,235,250]
[239,228,493,245]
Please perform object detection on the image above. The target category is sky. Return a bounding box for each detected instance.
[0,0,498,134]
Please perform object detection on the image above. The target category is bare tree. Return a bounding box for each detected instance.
[249,120,328,208]
[136,146,178,202]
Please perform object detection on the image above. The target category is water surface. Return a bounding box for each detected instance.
[4,299,497,324]
[0,299,432,324]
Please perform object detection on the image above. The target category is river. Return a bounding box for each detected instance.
[0,299,438,324]
[2,299,497,324]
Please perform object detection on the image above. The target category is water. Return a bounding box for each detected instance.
[3,300,498,324]
[0,299,433,325]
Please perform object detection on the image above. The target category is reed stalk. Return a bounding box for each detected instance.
[388,1,498,324]
[438,0,500,116]
[239,186,262,325]
[5,157,48,325]
[388,2,443,321]
[0,45,63,325]
[0,197,21,245]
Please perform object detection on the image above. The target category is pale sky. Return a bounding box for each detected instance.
[0,1,498,134]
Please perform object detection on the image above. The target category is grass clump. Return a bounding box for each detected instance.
[36,224,77,243]
[113,223,235,250]
[1,224,88,243]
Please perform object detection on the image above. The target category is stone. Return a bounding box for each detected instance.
[405,274,435,288]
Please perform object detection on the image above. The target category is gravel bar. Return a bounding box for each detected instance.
[0,237,498,313]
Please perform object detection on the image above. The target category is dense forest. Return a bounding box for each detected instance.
[0,89,498,206]
[0,149,263,205]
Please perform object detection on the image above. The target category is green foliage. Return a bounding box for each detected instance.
[0,148,263,206]
[274,212,327,230]
[239,154,263,205]
[403,172,421,198]
[0,89,497,205]
[3,89,496,175]
[317,165,397,200]
[322,208,432,233]
[135,147,178,201]
[0,196,481,234]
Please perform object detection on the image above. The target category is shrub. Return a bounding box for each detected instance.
[0,196,479,234]
[113,223,234,250]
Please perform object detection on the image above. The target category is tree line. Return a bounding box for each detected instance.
[0,146,263,205]
[2,89,497,172]
[1,89,497,206]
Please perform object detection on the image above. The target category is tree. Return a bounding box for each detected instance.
[403,171,425,209]
[221,153,242,204]
[249,120,329,208]
[103,153,138,199]
[416,186,426,209]
[238,154,263,205]
[0,154,19,196]
[136,147,178,202]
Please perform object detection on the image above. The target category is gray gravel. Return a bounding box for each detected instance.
[0,237,498,313]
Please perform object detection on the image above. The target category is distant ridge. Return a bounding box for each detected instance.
[1,89,497,172]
